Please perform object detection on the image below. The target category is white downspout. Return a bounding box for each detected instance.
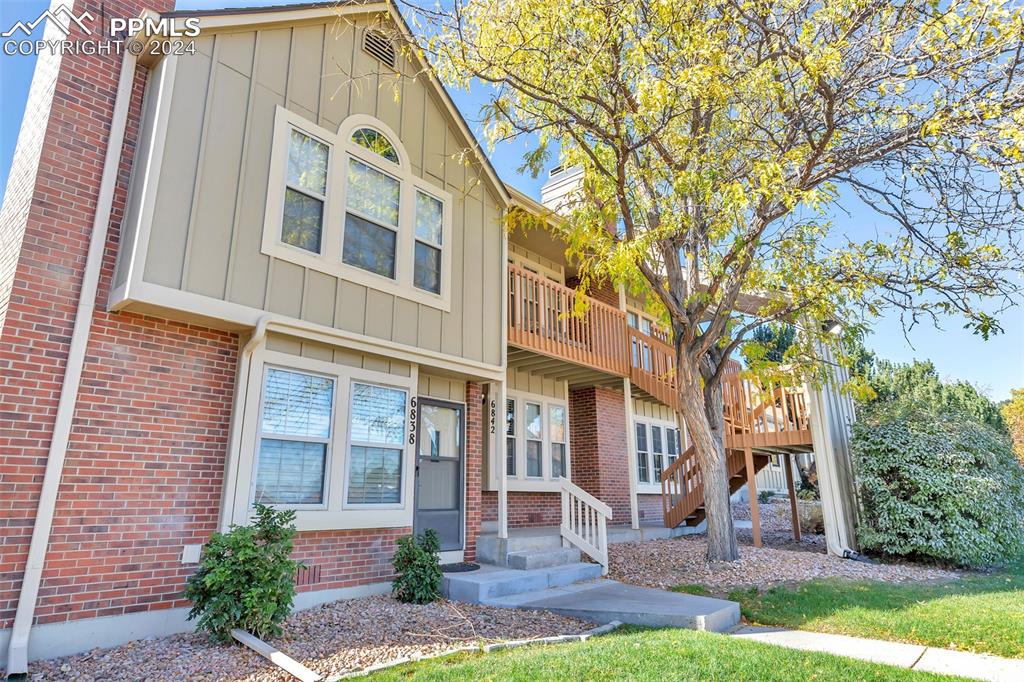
[216,315,271,531]
[5,42,141,676]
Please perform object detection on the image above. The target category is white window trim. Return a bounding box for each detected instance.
[251,365,336,511]
[635,417,684,494]
[262,107,453,311]
[231,346,417,531]
[341,379,409,511]
[503,389,571,493]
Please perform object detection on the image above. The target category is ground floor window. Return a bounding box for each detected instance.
[231,345,416,530]
[505,391,570,485]
[635,419,683,489]
[505,399,517,475]
[255,368,334,506]
[345,383,407,505]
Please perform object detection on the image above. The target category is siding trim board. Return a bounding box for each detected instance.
[111,280,505,380]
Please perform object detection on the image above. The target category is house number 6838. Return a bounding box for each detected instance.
[408,396,417,445]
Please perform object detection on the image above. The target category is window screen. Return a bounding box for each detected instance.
[347,383,406,504]
[254,368,333,505]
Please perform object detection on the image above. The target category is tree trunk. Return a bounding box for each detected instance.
[676,357,739,562]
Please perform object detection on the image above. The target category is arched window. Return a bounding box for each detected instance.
[351,127,399,164]
[264,107,452,310]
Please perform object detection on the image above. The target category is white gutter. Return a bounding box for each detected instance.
[5,37,142,677]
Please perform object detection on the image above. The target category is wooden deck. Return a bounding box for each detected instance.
[507,263,814,537]
[507,263,813,450]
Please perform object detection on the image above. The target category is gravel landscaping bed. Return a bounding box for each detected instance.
[610,508,961,592]
[31,595,590,681]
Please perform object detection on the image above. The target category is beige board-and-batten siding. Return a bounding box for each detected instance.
[117,17,504,368]
[265,332,411,377]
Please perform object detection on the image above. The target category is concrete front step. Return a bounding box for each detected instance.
[507,546,581,570]
[500,580,741,632]
[477,523,706,565]
[443,562,603,604]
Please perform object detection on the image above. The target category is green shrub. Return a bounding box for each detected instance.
[392,529,442,604]
[184,504,303,641]
[796,485,819,501]
[853,403,1024,567]
[757,490,774,504]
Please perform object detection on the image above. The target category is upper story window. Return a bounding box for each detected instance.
[352,127,399,163]
[283,130,329,253]
[414,191,444,294]
[343,157,401,278]
[263,107,454,311]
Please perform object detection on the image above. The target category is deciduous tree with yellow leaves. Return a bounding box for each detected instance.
[394,0,1024,561]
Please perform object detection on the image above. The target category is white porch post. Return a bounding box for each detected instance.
[623,378,641,530]
[617,284,641,530]
[490,380,509,539]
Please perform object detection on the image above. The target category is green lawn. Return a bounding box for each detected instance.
[728,559,1024,659]
[364,627,966,681]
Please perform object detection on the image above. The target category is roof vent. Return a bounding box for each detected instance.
[363,29,396,69]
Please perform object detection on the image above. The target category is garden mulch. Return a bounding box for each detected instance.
[611,501,961,592]
[31,595,590,681]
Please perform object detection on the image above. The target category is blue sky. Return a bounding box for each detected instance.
[2,0,1021,400]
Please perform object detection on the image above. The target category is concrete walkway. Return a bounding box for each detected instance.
[732,626,1024,682]
[501,580,740,632]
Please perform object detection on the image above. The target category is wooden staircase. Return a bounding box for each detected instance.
[659,374,813,529]
[661,445,772,528]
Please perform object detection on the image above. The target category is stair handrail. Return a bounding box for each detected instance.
[558,476,612,575]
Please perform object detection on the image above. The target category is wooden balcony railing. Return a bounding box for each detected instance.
[628,328,678,409]
[506,265,812,451]
[723,374,812,448]
[508,264,629,376]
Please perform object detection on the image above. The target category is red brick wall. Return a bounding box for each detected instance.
[637,494,664,524]
[481,491,562,527]
[30,316,238,625]
[569,386,632,524]
[566,276,618,307]
[292,528,407,594]
[0,0,177,628]
[464,382,483,561]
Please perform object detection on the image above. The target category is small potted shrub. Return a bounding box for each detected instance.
[391,529,442,604]
[185,504,303,641]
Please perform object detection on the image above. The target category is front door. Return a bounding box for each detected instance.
[414,399,464,552]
